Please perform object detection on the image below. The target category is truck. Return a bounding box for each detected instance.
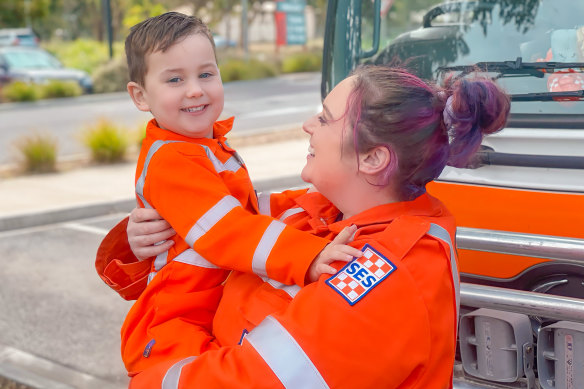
[321,0,584,387]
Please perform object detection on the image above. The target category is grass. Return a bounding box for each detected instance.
[82,118,129,163]
[15,133,58,173]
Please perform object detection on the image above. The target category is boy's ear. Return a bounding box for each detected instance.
[127,81,150,112]
[358,146,391,175]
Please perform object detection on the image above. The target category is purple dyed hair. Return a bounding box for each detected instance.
[345,65,510,200]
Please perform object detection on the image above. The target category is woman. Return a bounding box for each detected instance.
[96,65,510,388]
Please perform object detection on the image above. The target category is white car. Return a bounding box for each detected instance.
[0,28,39,47]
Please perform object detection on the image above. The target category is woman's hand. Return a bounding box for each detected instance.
[306,225,363,283]
[127,208,176,261]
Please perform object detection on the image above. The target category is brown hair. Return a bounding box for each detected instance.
[125,12,216,86]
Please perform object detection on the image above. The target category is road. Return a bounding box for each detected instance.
[0,213,132,388]
[0,72,321,165]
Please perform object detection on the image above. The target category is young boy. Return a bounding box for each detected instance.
[117,12,361,376]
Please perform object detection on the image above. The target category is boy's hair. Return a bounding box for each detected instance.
[125,12,216,86]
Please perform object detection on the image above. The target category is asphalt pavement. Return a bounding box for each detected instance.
[0,125,311,388]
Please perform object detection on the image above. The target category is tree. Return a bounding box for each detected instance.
[0,0,50,30]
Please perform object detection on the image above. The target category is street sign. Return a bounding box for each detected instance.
[275,0,307,46]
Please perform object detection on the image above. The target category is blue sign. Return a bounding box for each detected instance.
[276,0,306,45]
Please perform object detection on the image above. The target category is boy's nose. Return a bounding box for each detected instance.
[186,81,204,98]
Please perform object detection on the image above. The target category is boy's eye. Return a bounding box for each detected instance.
[199,72,212,79]
[168,77,181,83]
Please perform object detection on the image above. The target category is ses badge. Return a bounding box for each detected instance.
[326,244,396,305]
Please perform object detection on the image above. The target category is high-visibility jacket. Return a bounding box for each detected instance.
[118,118,329,375]
[97,191,459,388]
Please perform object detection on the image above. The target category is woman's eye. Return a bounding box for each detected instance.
[318,116,327,125]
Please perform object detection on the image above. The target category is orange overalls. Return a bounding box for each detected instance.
[97,191,460,388]
[115,118,329,375]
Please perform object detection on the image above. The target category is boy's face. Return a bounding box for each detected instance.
[128,33,223,138]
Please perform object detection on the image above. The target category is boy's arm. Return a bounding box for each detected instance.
[146,145,329,287]
[256,188,309,216]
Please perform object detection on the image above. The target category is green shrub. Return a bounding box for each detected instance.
[92,58,130,93]
[44,39,123,75]
[15,133,58,173]
[219,59,278,82]
[83,118,129,163]
[41,80,82,99]
[3,81,39,102]
[281,52,322,73]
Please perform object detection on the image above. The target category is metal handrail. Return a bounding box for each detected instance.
[460,283,584,322]
[456,227,584,263]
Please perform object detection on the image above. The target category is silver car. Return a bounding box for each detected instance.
[0,46,93,93]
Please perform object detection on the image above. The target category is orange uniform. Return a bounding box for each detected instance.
[116,118,329,375]
[97,191,460,388]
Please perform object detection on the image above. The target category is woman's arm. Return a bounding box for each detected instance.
[127,207,175,261]
[128,241,437,389]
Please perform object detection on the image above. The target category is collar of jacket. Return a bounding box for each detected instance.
[295,192,450,234]
[145,117,236,150]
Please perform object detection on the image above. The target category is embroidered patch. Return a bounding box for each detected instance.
[326,244,396,305]
[143,339,155,358]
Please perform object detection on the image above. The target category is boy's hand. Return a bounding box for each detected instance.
[306,225,363,284]
[128,207,176,261]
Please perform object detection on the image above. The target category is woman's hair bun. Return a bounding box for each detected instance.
[443,77,510,167]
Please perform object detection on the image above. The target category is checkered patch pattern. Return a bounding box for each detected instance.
[326,244,396,305]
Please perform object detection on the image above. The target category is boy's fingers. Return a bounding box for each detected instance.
[319,264,337,275]
[342,245,364,258]
[332,225,358,244]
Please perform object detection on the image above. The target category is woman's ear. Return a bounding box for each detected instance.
[127,82,150,112]
[358,146,391,175]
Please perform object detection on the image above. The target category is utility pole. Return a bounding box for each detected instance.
[241,0,249,60]
[102,0,114,59]
[24,0,32,28]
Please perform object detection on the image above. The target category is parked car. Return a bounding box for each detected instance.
[0,46,93,93]
[0,28,39,47]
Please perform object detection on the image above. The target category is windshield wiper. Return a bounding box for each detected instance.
[437,57,584,79]
[511,90,584,102]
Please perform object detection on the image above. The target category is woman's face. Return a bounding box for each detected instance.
[301,77,359,198]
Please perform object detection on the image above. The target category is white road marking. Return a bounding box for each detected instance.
[62,222,109,236]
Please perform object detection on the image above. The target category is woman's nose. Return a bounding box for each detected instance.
[302,116,316,135]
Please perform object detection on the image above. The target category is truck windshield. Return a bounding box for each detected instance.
[366,0,584,115]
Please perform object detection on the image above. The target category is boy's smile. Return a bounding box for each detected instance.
[128,33,224,139]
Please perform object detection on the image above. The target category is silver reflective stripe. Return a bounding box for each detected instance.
[246,316,329,389]
[262,276,301,298]
[252,221,287,278]
[154,251,168,271]
[136,140,180,209]
[174,249,219,269]
[161,356,197,389]
[185,195,241,247]
[257,192,272,215]
[200,144,242,173]
[427,223,460,319]
[147,271,156,284]
[279,207,305,221]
